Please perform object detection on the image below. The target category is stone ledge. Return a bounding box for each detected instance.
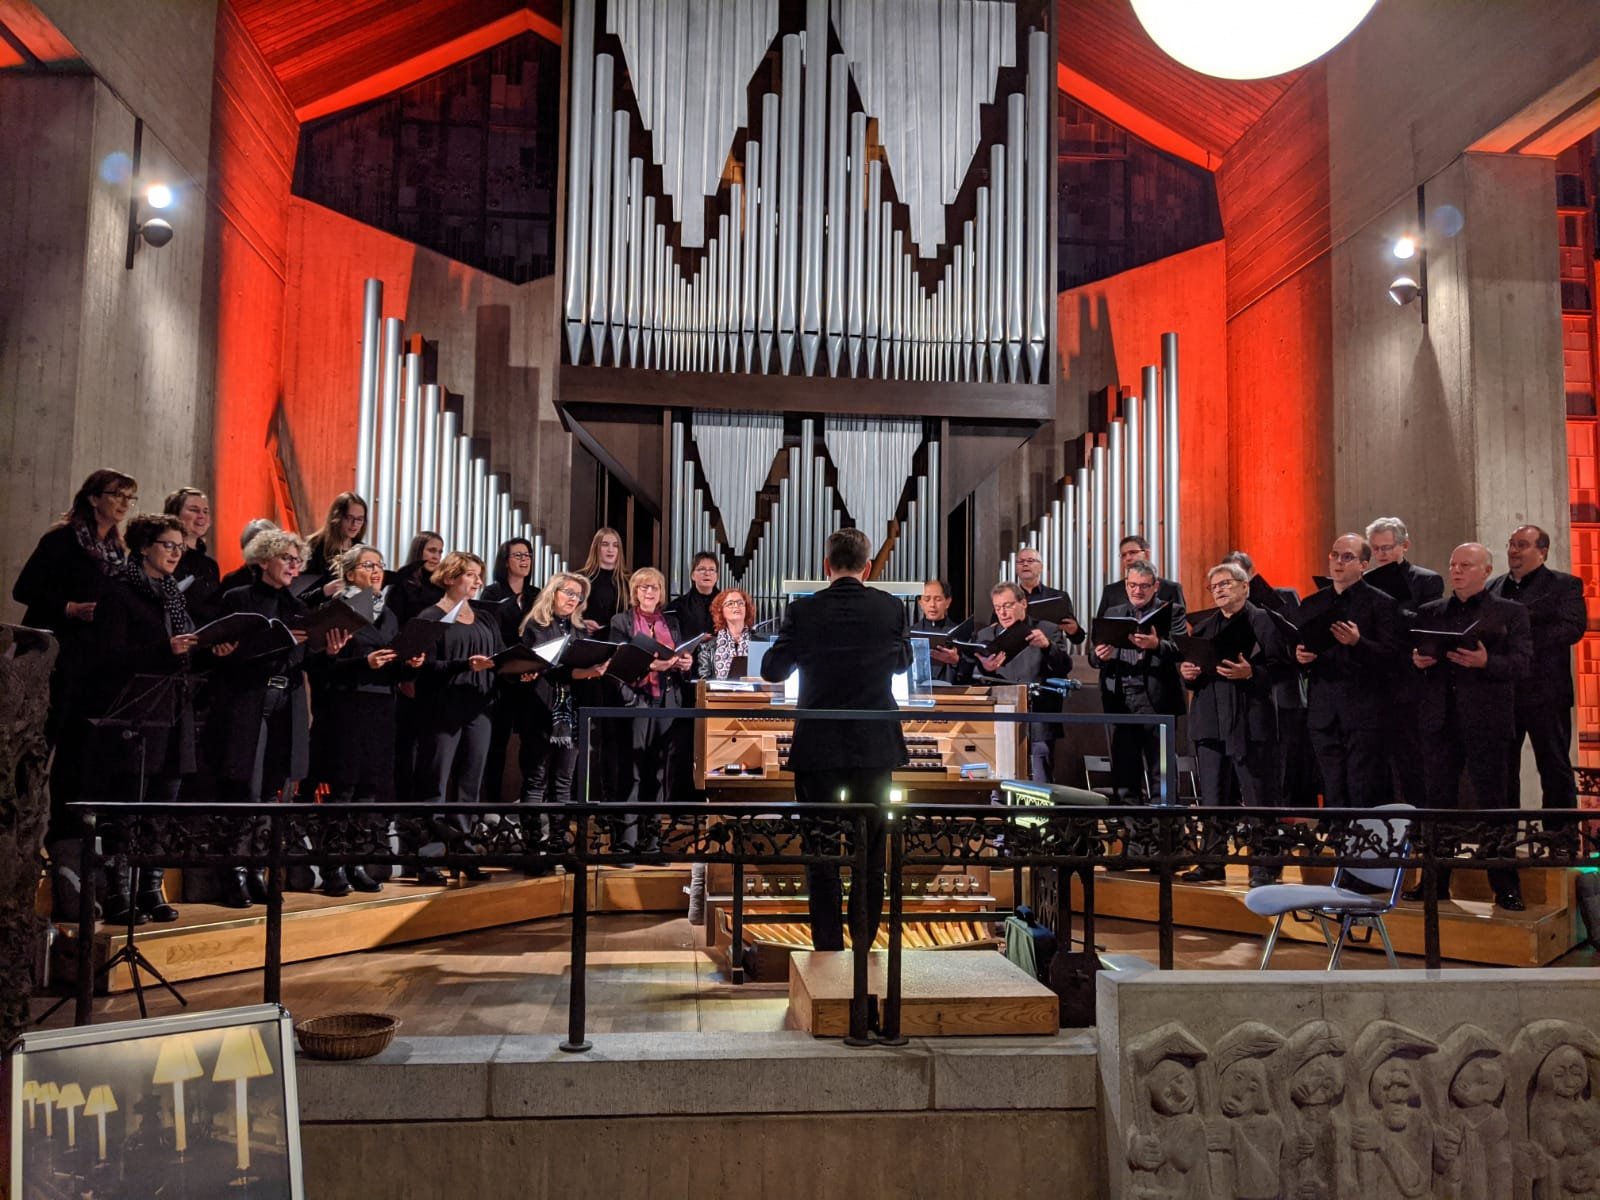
[297,1030,1098,1123]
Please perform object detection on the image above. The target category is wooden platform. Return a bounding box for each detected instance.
[64,866,693,994]
[1077,865,1583,967]
[787,949,1058,1037]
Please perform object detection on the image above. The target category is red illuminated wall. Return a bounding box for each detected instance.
[1054,241,1229,601]
[205,0,297,569]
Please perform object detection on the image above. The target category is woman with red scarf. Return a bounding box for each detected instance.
[605,568,693,835]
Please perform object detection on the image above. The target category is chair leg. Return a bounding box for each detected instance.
[1327,915,1355,971]
[1312,914,1336,952]
[1374,917,1399,968]
[1259,914,1285,970]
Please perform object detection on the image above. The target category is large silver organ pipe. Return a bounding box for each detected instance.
[375,318,402,564]
[396,351,421,561]
[1000,336,1183,610]
[419,383,440,537]
[561,0,1049,382]
[356,279,381,507]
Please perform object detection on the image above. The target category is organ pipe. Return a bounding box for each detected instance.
[1163,333,1181,579]
[375,318,403,565]
[356,280,381,507]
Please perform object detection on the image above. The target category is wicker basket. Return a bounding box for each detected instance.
[294,1012,399,1061]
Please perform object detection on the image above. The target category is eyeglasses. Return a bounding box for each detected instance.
[557,588,584,600]
[151,540,185,553]
[1126,581,1157,591]
[279,555,304,568]
[100,491,137,503]
[1016,558,1041,567]
[1328,552,1362,564]
[354,559,386,571]
[636,583,661,593]
[993,601,1022,611]
[508,551,532,560]
[722,599,746,608]
[1208,580,1241,592]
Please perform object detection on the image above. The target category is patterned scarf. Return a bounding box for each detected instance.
[124,557,193,636]
[549,615,576,745]
[340,583,384,622]
[712,627,749,680]
[76,519,126,576]
[632,609,672,699]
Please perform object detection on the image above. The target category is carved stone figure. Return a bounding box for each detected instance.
[1283,1020,1354,1200]
[1432,1024,1512,1200]
[1351,1021,1440,1200]
[1127,1023,1210,1200]
[1511,1020,1600,1199]
[1207,1022,1287,1200]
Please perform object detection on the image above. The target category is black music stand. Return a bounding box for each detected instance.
[39,673,190,1022]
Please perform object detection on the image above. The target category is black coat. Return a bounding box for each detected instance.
[1266,585,1305,710]
[307,604,411,789]
[584,569,627,628]
[1413,590,1533,742]
[1183,604,1280,752]
[413,610,503,729]
[973,618,1073,685]
[1021,582,1086,643]
[667,587,718,643]
[1095,577,1188,620]
[606,610,688,707]
[175,544,222,622]
[480,580,536,644]
[205,581,311,783]
[1097,600,1188,716]
[384,562,445,625]
[1300,580,1401,732]
[1486,565,1586,710]
[12,523,113,632]
[761,576,912,772]
[516,614,580,724]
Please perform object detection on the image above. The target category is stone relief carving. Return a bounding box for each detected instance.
[1117,1016,1600,1199]
[1127,1023,1211,1199]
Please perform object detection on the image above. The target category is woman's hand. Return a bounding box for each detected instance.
[324,628,353,655]
[323,578,344,598]
[467,655,495,672]
[65,600,97,621]
[170,633,198,656]
[673,652,693,671]
[367,648,398,670]
[407,653,427,669]
[290,629,310,645]
[520,671,538,683]
[583,618,602,633]
[649,656,675,673]
[1178,661,1202,681]
[572,664,607,681]
[213,640,239,658]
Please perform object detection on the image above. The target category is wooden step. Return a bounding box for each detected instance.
[1074,867,1582,967]
[788,948,1058,1037]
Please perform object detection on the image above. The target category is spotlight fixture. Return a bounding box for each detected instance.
[124,119,176,269]
[1387,276,1421,307]
[145,182,174,210]
[1392,236,1416,260]
[139,217,174,248]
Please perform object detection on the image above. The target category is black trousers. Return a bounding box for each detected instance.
[793,768,892,952]
[1307,717,1389,808]
[1510,701,1577,809]
[414,712,493,810]
[1387,697,1430,807]
[1108,683,1162,798]
[1194,739,1280,809]
[1423,714,1520,898]
[482,697,517,806]
[1276,706,1323,807]
[519,722,578,806]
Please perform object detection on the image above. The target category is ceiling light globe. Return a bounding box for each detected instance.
[1131,0,1380,80]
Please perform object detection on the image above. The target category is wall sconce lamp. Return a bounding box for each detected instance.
[1386,188,1428,323]
[124,118,176,268]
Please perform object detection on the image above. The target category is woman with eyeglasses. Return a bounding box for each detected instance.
[162,486,221,621]
[306,543,427,896]
[13,469,140,916]
[481,538,539,805]
[83,514,215,925]
[513,573,592,832]
[695,588,756,681]
[208,528,353,907]
[305,491,369,585]
[410,551,502,885]
[605,567,694,830]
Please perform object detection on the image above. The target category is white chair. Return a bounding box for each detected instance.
[1242,804,1412,970]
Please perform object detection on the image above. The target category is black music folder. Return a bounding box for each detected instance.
[192,611,296,656]
[1247,574,1289,612]
[1274,590,1342,654]
[1091,602,1172,649]
[1361,561,1415,605]
[1410,621,1482,660]
[388,614,444,660]
[1175,609,1259,672]
[558,637,623,669]
[1025,595,1075,627]
[492,632,569,677]
[289,595,372,651]
[966,620,1035,661]
[911,618,975,649]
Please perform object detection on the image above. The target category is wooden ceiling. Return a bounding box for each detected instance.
[227,0,1294,160]
[1058,0,1300,164]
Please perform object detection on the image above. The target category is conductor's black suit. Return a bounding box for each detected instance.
[762,576,912,951]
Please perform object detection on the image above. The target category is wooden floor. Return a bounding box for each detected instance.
[30,911,1599,1039]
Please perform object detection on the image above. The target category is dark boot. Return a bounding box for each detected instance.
[348,866,383,893]
[321,867,352,898]
[135,867,178,921]
[246,869,269,902]
[221,867,254,909]
[104,891,146,927]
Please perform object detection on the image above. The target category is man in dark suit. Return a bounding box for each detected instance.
[1093,559,1188,799]
[1014,546,1085,644]
[1487,524,1586,808]
[974,581,1075,781]
[1293,534,1401,808]
[1364,517,1445,807]
[913,578,966,684]
[1409,543,1533,909]
[1178,562,1284,883]
[1095,534,1187,619]
[762,528,912,951]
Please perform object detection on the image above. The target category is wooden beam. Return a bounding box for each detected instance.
[1056,62,1218,171]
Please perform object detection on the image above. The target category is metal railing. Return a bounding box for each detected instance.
[63,706,1600,1046]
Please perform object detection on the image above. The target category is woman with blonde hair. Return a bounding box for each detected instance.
[605,567,694,824]
[579,525,629,631]
[305,491,369,581]
[511,572,594,812]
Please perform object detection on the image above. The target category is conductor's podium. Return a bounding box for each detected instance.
[693,679,1028,797]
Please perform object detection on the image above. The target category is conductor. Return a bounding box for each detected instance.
[762,528,912,952]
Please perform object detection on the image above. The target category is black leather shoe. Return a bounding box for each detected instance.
[1496,892,1526,912]
[246,869,270,902]
[1247,872,1280,889]
[457,865,490,882]
[321,868,352,898]
[104,895,146,927]
[221,869,254,909]
[136,893,180,923]
[1179,866,1226,883]
[1401,885,1448,903]
[349,867,383,893]
[415,866,449,886]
